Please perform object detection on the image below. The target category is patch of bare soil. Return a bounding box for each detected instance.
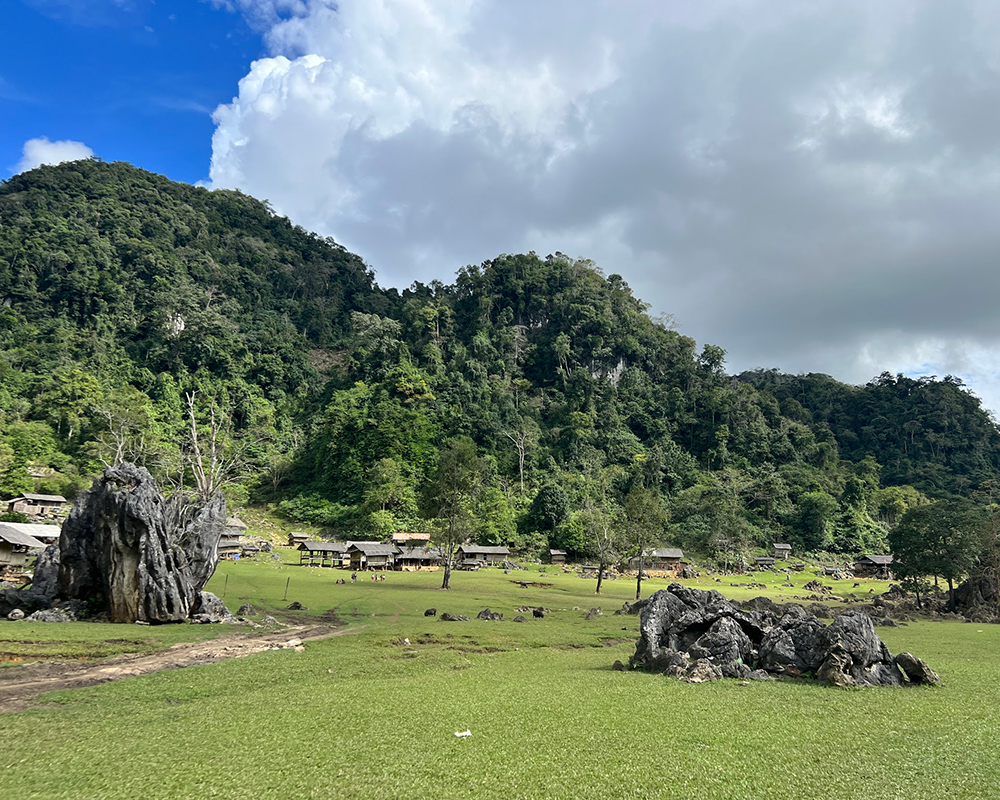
[0,623,363,713]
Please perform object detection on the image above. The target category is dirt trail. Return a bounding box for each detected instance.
[0,623,364,713]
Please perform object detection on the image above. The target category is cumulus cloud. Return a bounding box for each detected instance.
[15,137,94,174]
[209,0,1000,411]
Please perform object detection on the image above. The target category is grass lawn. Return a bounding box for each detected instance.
[2,558,998,799]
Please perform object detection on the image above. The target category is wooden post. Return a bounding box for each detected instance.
[223,574,228,598]
[283,576,290,601]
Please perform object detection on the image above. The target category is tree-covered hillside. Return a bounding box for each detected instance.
[2,160,998,562]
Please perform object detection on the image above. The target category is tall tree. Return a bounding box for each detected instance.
[889,501,983,609]
[425,439,484,590]
[582,503,622,596]
[622,487,669,600]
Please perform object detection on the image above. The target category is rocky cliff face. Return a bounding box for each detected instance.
[57,463,225,623]
[630,584,938,687]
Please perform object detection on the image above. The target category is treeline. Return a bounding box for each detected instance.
[2,160,999,563]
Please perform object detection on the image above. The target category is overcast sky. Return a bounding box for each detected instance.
[9,0,1000,413]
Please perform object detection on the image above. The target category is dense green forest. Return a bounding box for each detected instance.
[2,159,999,562]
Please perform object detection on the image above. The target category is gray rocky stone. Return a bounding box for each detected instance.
[476,608,503,621]
[895,652,941,685]
[190,592,235,624]
[57,463,225,623]
[440,612,469,622]
[26,607,76,623]
[629,584,931,688]
[7,608,25,620]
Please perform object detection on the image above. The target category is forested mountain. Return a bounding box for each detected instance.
[2,160,998,561]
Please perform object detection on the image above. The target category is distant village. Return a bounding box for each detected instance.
[1,491,894,584]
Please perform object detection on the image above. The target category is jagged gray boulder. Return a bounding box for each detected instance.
[26,607,76,623]
[7,608,25,620]
[894,652,941,685]
[440,612,469,621]
[476,608,503,621]
[57,463,225,624]
[630,584,931,688]
[190,592,235,624]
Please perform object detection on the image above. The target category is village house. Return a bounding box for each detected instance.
[395,546,444,570]
[629,547,684,570]
[0,524,46,580]
[217,535,243,560]
[287,531,310,548]
[549,549,567,565]
[225,517,248,538]
[5,493,67,520]
[773,543,792,560]
[347,542,398,570]
[455,545,510,567]
[298,541,350,567]
[0,522,60,547]
[854,554,893,579]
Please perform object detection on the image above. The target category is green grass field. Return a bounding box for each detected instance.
[3,558,998,799]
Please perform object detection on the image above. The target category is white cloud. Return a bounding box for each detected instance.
[209,0,1000,413]
[14,137,94,174]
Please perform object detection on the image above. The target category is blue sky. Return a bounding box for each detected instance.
[1,0,263,182]
[5,0,1000,412]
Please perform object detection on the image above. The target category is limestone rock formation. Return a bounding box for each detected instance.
[630,584,937,687]
[57,463,225,623]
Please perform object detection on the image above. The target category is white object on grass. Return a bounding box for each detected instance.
[454,730,472,738]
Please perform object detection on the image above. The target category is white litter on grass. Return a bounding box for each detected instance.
[454,730,472,738]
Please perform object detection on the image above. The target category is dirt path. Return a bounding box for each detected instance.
[0,623,364,713]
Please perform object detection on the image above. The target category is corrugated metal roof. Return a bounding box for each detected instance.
[299,541,348,553]
[549,549,567,555]
[457,545,510,555]
[397,546,444,559]
[859,554,893,565]
[348,542,398,556]
[773,543,792,550]
[0,524,46,548]
[17,493,67,503]
[225,517,248,529]
[0,522,60,540]
[649,548,684,559]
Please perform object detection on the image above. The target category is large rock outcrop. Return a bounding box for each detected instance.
[952,571,1000,623]
[56,463,226,623]
[630,584,937,687]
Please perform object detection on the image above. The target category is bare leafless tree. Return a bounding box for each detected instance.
[184,392,247,502]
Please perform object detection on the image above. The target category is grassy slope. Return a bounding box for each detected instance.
[3,558,999,799]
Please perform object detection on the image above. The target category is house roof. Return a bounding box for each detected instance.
[348,542,398,556]
[11,493,67,503]
[218,536,242,547]
[391,532,432,542]
[549,549,567,556]
[0,522,60,541]
[755,556,775,563]
[289,531,310,539]
[0,524,47,549]
[647,548,684,559]
[397,546,444,559]
[773,543,792,550]
[858,555,894,565]
[299,541,348,553]
[457,545,510,555]
[225,517,248,530]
